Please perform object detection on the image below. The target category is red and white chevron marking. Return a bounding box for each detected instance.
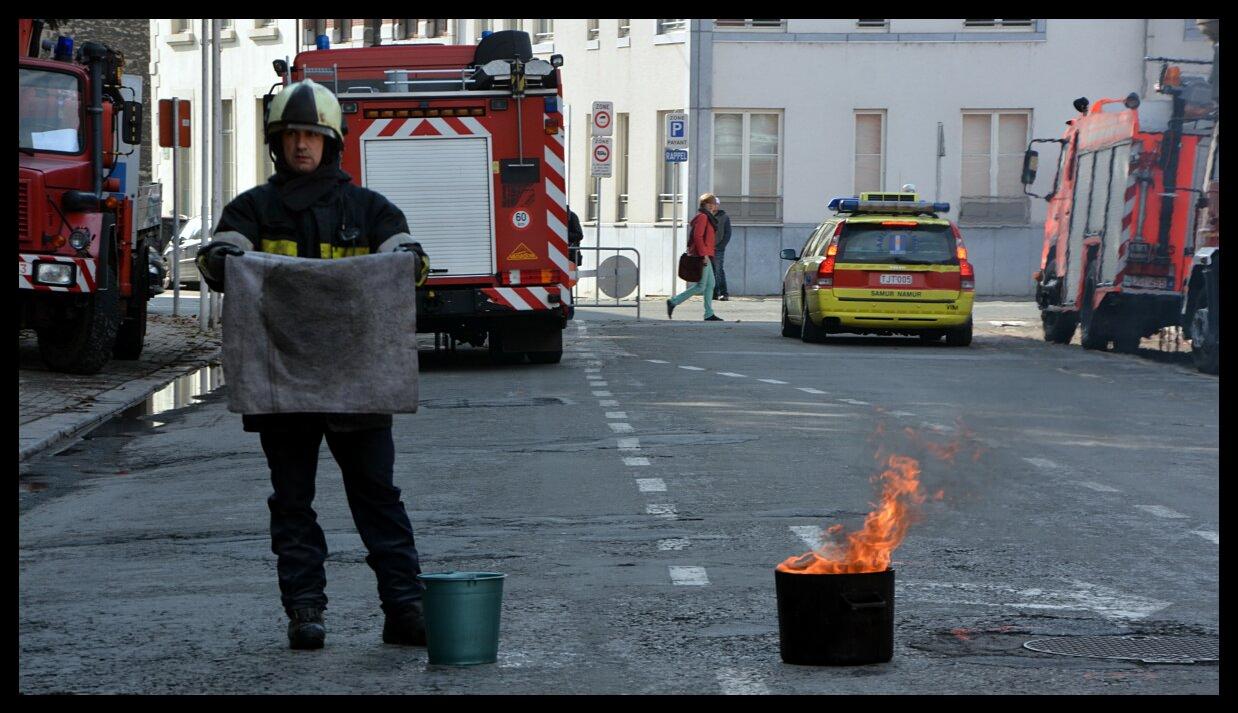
[360,116,492,139]
[483,285,564,311]
[543,114,574,278]
[18,254,96,293]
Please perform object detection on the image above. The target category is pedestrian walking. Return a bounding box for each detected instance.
[195,79,431,651]
[712,200,731,300]
[567,206,584,266]
[667,193,724,321]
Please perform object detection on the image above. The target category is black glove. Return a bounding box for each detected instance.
[196,242,244,293]
[396,242,430,286]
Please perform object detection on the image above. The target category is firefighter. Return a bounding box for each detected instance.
[195,79,431,651]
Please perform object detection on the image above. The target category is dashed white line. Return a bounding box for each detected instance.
[646,359,670,364]
[1023,457,1060,470]
[585,368,600,373]
[1191,530,1219,545]
[636,478,666,493]
[658,538,690,551]
[887,411,917,417]
[758,378,788,384]
[579,353,597,359]
[717,668,772,696]
[592,390,613,397]
[717,372,747,378]
[605,411,628,419]
[623,457,651,466]
[617,438,640,451]
[1078,481,1121,493]
[586,360,602,367]
[838,398,870,406]
[797,387,827,394]
[647,503,678,518]
[1135,504,1188,519]
[599,400,619,407]
[589,381,609,387]
[608,422,635,433]
[679,365,705,371]
[668,566,709,586]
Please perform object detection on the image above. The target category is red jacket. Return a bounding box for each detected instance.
[687,210,716,258]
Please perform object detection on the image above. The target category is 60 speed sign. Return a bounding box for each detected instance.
[590,137,613,177]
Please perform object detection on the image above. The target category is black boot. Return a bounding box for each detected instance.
[287,607,325,650]
[382,601,427,646]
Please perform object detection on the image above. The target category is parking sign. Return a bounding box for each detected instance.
[665,112,687,149]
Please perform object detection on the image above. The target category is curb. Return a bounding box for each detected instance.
[18,346,223,463]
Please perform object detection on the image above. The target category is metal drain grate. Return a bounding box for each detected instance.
[1023,635,1218,664]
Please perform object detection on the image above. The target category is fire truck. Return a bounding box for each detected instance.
[272,30,573,363]
[19,18,159,374]
[1024,56,1216,362]
[1180,19,1219,374]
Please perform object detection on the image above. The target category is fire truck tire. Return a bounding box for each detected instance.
[527,350,563,364]
[37,263,121,374]
[1042,311,1078,344]
[800,292,827,343]
[781,297,798,338]
[1112,329,1141,355]
[487,330,525,365]
[1079,268,1108,351]
[944,319,973,347]
[1190,308,1219,374]
[114,246,150,360]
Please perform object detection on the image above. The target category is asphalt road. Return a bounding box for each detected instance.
[18,299,1218,693]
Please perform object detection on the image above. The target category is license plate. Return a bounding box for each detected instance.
[1124,274,1172,290]
[879,273,913,285]
[19,261,31,276]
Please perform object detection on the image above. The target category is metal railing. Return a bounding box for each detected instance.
[571,245,642,319]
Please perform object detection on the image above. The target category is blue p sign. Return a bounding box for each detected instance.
[669,119,685,139]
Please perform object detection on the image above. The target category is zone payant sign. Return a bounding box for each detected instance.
[591,101,613,137]
[591,137,613,177]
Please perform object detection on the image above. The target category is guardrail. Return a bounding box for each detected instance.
[572,245,642,320]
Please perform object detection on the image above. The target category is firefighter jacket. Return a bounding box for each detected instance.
[215,161,412,434]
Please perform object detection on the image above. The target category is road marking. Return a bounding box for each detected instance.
[579,353,596,359]
[586,360,602,367]
[987,320,1028,327]
[717,668,772,696]
[838,398,870,405]
[599,400,619,407]
[1135,504,1188,519]
[606,411,628,419]
[758,378,788,384]
[592,391,613,397]
[658,538,690,551]
[623,457,651,466]
[617,438,640,451]
[798,387,827,394]
[902,580,1170,621]
[636,478,666,492]
[679,365,705,371]
[1077,481,1121,493]
[887,411,916,417]
[1191,530,1219,544]
[669,566,709,586]
[790,525,825,551]
[647,503,678,518]
[646,359,670,364]
[608,422,635,433]
[717,372,747,378]
[1023,457,1060,470]
[589,381,609,386]
[585,368,600,373]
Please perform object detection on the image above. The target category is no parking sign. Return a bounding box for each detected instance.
[591,101,613,136]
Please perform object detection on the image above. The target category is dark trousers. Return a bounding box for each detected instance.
[260,427,424,616]
[712,250,729,297]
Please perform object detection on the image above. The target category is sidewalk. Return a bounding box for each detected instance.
[19,314,221,461]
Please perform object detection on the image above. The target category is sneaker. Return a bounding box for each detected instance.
[666,299,675,319]
[704,315,724,321]
[382,601,427,646]
[716,294,729,301]
[287,608,325,650]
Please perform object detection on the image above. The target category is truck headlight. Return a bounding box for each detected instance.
[69,228,91,250]
[35,262,74,286]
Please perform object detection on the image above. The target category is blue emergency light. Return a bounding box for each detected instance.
[828,196,950,214]
[316,34,330,50]
[54,35,73,62]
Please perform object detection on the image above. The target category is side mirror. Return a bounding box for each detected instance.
[122,101,142,145]
[1021,150,1039,186]
[780,248,799,261]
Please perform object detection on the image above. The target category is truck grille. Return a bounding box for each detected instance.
[19,179,30,240]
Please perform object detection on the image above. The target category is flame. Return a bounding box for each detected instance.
[777,454,925,574]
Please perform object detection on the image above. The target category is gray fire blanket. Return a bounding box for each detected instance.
[222,250,420,415]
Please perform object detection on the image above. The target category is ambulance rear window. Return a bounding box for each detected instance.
[836,223,956,265]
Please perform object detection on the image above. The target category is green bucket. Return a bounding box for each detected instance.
[417,571,506,665]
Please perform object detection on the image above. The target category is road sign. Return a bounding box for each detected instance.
[591,137,613,177]
[591,101,613,137]
[664,149,688,163]
[597,254,639,298]
[665,112,687,149]
[158,99,191,147]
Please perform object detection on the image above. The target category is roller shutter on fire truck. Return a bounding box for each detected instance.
[362,135,495,276]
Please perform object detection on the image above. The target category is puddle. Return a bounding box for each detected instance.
[78,363,225,441]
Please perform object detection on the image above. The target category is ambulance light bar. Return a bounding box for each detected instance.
[827,197,950,214]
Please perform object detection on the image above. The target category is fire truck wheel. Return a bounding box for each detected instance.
[1079,269,1108,351]
[1112,329,1141,354]
[781,296,798,338]
[799,292,827,343]
[37,263,122,374]
[114,245,150,360]
[944,319,973,347]
[1042,311,1078,344]
[527,350,562,364]
[487,330,525,365]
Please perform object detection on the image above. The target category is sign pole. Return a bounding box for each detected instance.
[595,175,602,307]
[671,164,679,297]
[171,97,180,317]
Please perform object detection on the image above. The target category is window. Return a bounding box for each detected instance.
[856,19,888,29]
[960,110,1031,224]
[534,19,553,42]
[712,111,782,223]
[427,19,449,38]
[171,19,191,34]
[584,113,598,222]
[254,19,275,28]
[657,110,685,222]
[19,69,82,153]
[219,19,234,30]
[333,19,352,44]
[587,19,599,41]
[618,19,630,38]
[221,99,235,203]
[714,19,784,30]
[657,19,687,33]
[394,19,417,40]
[256,98,275,183]
[615,113,629,221]
[854,111,885,193]
[963,19,1034,27]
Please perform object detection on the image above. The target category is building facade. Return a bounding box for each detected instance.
[150,19,1212,296]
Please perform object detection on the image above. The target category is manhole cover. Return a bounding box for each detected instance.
[1023,635,1218,663]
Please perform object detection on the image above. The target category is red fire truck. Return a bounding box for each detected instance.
[1025,60,1216,359]
[273,30,573,363]
[19,18,157,373]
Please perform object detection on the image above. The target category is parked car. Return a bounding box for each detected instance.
[162,217,203,290]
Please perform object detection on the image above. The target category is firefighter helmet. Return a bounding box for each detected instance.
[265,79,344,144]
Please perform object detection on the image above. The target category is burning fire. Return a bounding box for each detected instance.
[777,454,926,575]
